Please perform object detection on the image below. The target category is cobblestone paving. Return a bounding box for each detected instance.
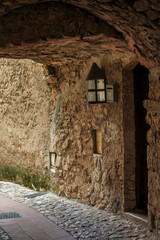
[0,227,12,240]
[0,181,158,240]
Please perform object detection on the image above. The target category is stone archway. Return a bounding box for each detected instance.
[123,61,149,213]
[0,1,159,67]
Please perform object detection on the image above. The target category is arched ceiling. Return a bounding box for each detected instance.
[0,0,159,67]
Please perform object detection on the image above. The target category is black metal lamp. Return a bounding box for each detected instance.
[86,63,106,104]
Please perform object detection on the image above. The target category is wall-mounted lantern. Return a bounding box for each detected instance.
[86,63,106,104]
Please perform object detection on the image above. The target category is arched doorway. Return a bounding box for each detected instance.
[123,62,149,213]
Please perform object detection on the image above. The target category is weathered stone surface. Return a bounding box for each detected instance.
[46,50,136,213]
[0,50,136,214]
[144,100,160,112]
[0,2,122,47]
[0,59,53,170]
[0,1,159,66]
[0,2,126,66]
[144,66,160,233]
[133,0,149,12]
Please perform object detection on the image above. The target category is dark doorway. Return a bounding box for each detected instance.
[133,64,149,212]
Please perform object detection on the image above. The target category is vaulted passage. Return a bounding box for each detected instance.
[0,1,159,66]
[0,0,160,235]
[133,65,149,212]
[0,2,124,65]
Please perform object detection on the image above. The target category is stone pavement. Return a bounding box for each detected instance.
[0,181,158,240]
[0,194,75,240]
[0,226,12,240]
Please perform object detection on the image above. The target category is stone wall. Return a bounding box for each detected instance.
[45,53,160,233]
[1,54,160,234]
[144,67,160,233]
[46,50,136,213]
[0,50,136,214]
[0,59,53,171]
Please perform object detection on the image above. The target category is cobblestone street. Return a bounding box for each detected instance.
[0,227,12,240]
[0,181,157,240]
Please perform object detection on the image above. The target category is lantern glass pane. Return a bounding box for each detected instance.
[88,92,96,102]
[97,79,105,90]
[87,80,95,90]
[97,91,105,102]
